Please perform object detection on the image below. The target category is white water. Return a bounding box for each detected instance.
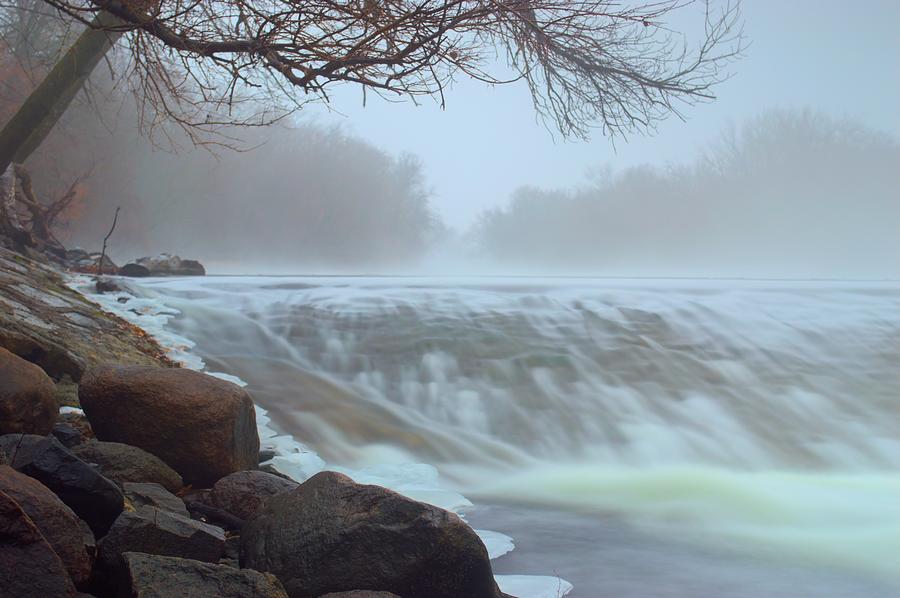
[72,275,900,597]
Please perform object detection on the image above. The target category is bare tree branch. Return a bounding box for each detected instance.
[3,0,743,141]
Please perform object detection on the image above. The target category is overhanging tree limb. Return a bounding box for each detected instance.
[1,0,743,170]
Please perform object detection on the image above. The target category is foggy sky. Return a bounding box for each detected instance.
[303,1,900,230]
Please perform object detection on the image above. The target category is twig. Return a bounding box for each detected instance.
[98,205,120,275]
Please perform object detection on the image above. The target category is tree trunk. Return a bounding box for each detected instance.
[0,163,33,249]
[0,12,124,174]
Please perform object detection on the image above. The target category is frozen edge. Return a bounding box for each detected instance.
[65,274,572,597]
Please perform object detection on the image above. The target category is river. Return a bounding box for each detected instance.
[103,276,900,597]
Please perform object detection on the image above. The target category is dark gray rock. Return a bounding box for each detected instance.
[99,507,225,571]
[0,347,58,436]
[118,263,150,277]
[52,422,85,448]
[123,482,190,518]
[319,593,402,598]
[94,279,121,294]
[123,552,287,597]
[209,470,298,520]
[240,471,502,598]
[0,433,123,536]
[72,439,183,493]
[0,489,77,597]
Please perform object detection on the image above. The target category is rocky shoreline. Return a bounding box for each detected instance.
[0,247,515,598]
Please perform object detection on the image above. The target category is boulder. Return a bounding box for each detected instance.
[0,434,123,536]
[79,365,259,486]
[0,347,58,435]
[319,593,402,598]
[123,482,190,518]
[118,263,150,277]
[94,279,122,294]
[0,489,77,597]
[123,552,287,598]
[0,465,94,588]
[120,254,206,277]
[72,439,183,493]
[99,507,225,574]
[209,470,298,520]
[240,472,502,598]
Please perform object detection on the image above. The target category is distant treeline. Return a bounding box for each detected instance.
[472,109,900,278]
[21,97,441,269]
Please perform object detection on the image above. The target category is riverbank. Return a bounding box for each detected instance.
[0,247,529,597]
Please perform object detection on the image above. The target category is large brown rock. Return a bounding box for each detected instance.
[0,465,94,588]
[72,439,183,493]
[79,365,259,486]
[0,347,58,435]
[209,470,298,520]
[240,472,503,598]
[0,489,77,597]
[122,552,287,598]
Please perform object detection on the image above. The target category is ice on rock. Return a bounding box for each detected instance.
[496,575,574,598]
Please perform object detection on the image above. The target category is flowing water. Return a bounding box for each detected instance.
[110,276,900,597]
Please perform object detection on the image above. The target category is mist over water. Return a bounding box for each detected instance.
[42,107,899,280]
[131,275,900,597]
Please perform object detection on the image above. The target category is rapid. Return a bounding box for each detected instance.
[87,275,900,597]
